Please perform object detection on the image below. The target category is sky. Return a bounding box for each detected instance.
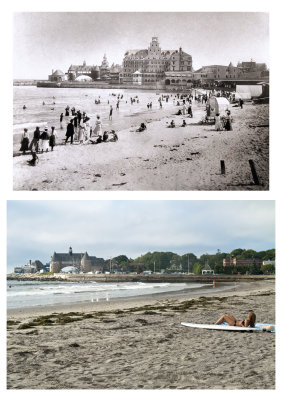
[13,12,269,79]
[6,200,275,272]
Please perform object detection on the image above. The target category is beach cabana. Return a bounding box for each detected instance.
[236,85,263,100]
[208,96,230,117]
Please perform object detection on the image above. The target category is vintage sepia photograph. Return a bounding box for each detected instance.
[13,12,269,191]
[6,200,275,389]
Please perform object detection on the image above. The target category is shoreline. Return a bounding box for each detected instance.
[7,279,275,389]
[7,278,273,319]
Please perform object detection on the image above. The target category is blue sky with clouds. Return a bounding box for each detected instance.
[6,200,275,272]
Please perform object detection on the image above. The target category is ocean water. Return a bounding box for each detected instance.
[13,86,179,138]
[7,280,213,309]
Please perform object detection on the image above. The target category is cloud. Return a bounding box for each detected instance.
[7,200,275,271]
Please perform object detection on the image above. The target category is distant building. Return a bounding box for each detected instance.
[100,54,110,80]
[121,37,193,87]
[48,69,66,82]
[109,63,122,84]
[50,247,105,273]
[14,259,44,274]
[67,60,98,81]
[202,262,214,275]
[223,257,263,267]
[194,60,268,88]
[262,260,275,266]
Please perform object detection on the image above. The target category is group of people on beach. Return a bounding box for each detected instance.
[64,114,116,145]
[19,88,240,162]
[20,126,58,154]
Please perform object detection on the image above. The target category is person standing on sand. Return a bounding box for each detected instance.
[109,105,113,120]
[224,110,233,131]
[77,118,85,144]
[93,115,103,141]
[29,127,40,152]
[214,113,222,131]
[39,127,50,152]
[60,113,64,129]
[73,114,78,140]
[49,126,58,151]
[20,128,29,154]
[216,311,256,327]
[65,119,74,144]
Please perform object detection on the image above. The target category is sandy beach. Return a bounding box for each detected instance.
[13,102,269,191]
[7,278,275,389]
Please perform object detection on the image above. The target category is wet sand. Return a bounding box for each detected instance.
[7,279,275,389]
[13,102,269,191]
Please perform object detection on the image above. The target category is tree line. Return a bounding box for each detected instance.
[108,248,275,275]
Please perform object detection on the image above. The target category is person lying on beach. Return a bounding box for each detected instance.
[167,120,175,128]
[216,311,256,327]
[175,109,182,116]
[136,123,147,132]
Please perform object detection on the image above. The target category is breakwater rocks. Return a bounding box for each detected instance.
[7,273,274,284]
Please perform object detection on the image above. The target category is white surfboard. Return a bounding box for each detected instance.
[181,322,275,332]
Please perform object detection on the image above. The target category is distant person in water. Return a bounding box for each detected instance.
[23,105,26,110]
[216,311,256,327]
[20,128,29,154]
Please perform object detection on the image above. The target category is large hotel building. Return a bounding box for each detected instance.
[120,37,193,87]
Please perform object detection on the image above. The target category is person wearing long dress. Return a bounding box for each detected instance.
[39,127,50,152]
[49,126,58,151]
[93,115,103,141]
[20,128,29,154]
[78,118,86,143]
[215,113,222,131]
[224,110,233,131]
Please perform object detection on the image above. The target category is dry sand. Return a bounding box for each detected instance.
[7,279,275,389]
[13,103,269,190]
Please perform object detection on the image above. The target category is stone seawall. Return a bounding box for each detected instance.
[7,273,275,284]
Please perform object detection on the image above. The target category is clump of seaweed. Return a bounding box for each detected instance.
[7,320,21,327]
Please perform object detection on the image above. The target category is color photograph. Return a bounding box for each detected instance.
[6,200,275,389]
